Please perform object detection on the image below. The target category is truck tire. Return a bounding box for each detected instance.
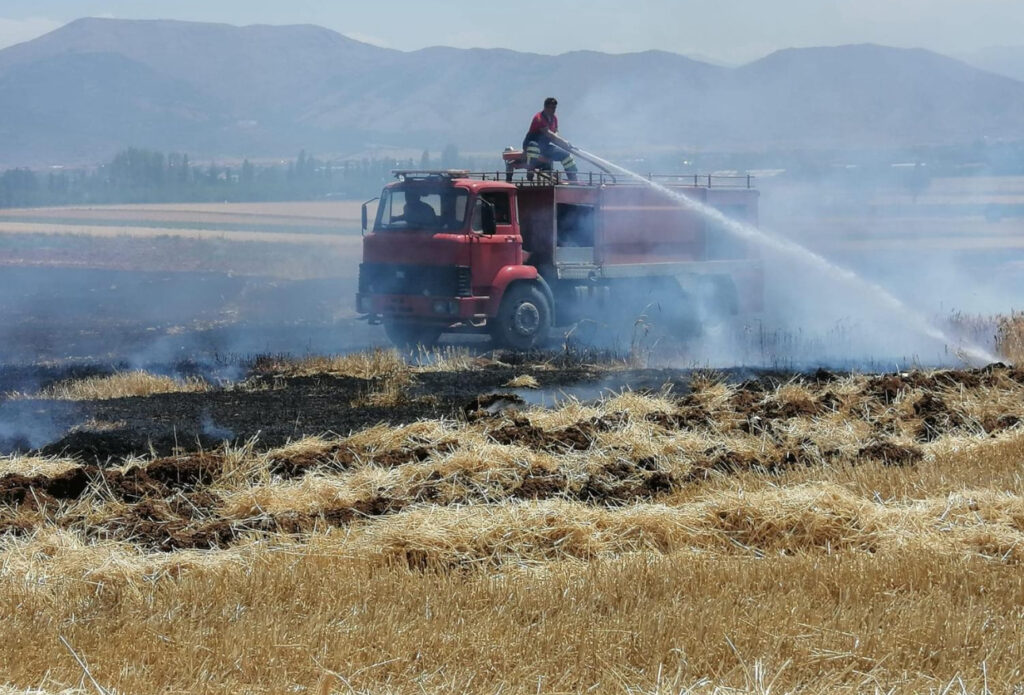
[491,283,552,350]
[384,320,442,350]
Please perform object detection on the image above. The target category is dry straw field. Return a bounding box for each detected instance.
[1,328,1024,693]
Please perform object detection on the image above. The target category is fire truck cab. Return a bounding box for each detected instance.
[357,168,760,349]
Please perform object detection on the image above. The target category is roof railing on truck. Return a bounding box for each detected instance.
[439,171,756,188]
[393,169,470,181]
[647,173,756,189]
[390,170,756,188]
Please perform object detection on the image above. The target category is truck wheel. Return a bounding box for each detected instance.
[384,320,442,350]
[491,284,552,350]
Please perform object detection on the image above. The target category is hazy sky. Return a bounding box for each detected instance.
[1,0,1021,64]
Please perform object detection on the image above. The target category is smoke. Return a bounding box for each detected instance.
[199,410,234,442]
[567,148,1005,369]
[750,173,1021,368]
[0,248,386,454]
[0,266,386,367]
[0,400,65,454]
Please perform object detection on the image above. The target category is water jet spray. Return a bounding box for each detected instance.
[571,147,1000,368]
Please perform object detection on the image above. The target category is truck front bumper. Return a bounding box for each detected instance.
[356,294,491,320]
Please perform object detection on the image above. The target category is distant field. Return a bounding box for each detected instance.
[0,201,365,277]
[3,180,1022,246]
[785,215,1024,243]
[0,220,359,245]
[0,200,363,224]
[0,201,364,240]
[880,175,1024,205]
[761,178,1024,278]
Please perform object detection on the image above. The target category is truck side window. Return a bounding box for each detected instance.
[483,192,511,225]
[472,192,511,232]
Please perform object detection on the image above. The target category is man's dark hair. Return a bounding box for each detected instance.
[544,97,558,107]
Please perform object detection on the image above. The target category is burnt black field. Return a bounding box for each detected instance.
[0,265,374,454]
[0,264,797,459]
[0,265,621,457]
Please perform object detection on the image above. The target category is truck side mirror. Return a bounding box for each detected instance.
[361,197,379,234]
[481,200,496,235]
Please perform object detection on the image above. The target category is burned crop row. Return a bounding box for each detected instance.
[3,361,1022,553]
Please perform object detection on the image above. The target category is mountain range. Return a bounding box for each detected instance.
[2,17,1024,166]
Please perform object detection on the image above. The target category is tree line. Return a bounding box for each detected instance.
[3,140,1020,209]
[0,145,473,208]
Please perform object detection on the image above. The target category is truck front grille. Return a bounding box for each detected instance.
[359,263,472,298]
[456,266,472,296]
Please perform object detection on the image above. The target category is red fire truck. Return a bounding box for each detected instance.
[357,167,761,349]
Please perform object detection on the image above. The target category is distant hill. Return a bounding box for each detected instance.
[0,51,227,163]
[730,44,1024,147]
[2,18,1024,166]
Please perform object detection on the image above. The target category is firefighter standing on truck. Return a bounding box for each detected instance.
[523,97,579,182]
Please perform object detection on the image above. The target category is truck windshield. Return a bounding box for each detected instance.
[375,188,470,231]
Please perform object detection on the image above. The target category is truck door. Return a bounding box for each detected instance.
[470,191,520,295]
